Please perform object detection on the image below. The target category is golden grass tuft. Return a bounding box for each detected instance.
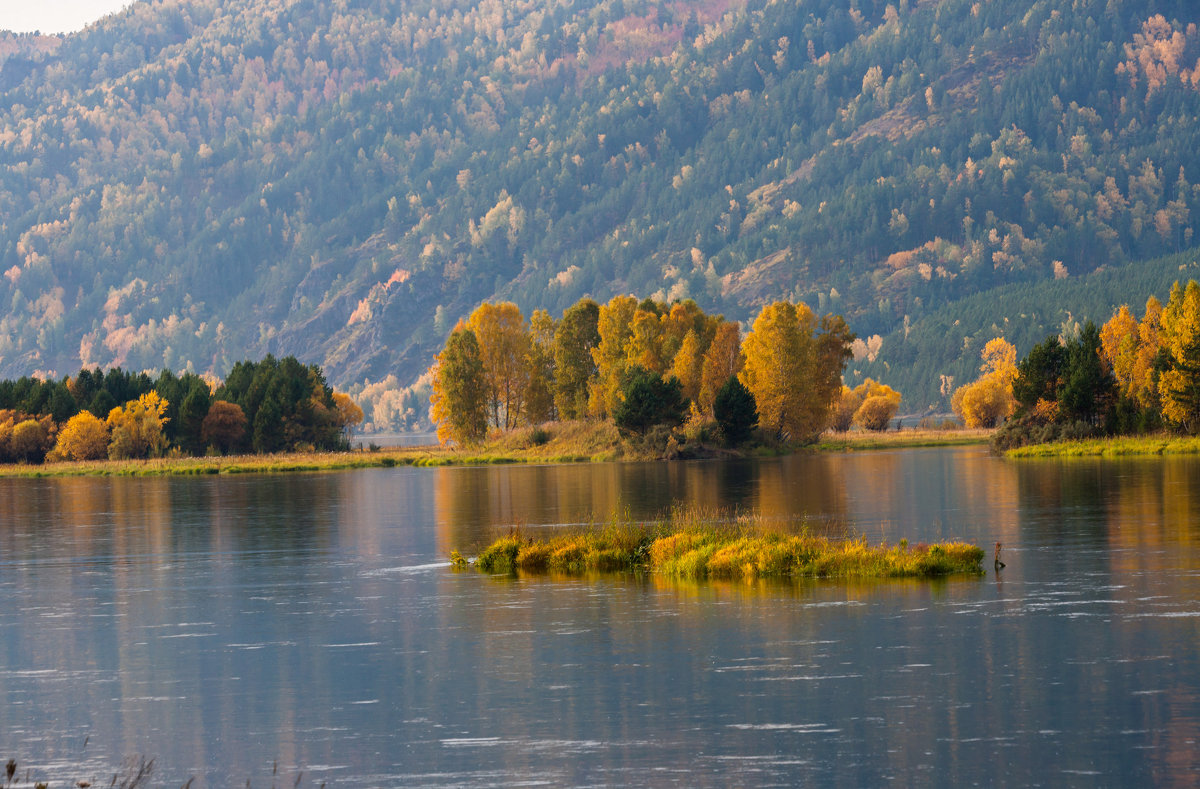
[814,428,992,452]
[463,509,984,582]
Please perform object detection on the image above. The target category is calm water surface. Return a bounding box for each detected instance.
[1,446,1199,786]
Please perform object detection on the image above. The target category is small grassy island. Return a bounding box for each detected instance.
[455,516,985,582]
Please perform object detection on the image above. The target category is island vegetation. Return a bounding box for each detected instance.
[455,509,985,581]
[428,294,920,453]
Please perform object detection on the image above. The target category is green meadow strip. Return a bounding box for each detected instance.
[1006,435,1200,458]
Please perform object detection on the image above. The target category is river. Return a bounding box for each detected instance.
[0,446,1198,786]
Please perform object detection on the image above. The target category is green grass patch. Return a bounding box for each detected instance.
[465,513,984,581]
[1006,434,1200,458]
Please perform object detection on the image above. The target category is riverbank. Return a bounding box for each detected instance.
[0,421,989,477]
[1006,433,1200,458]
[459,513,985,581]
[814,428,991,452]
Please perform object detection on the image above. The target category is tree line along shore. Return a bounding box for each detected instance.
[10,275,1200,474]
[0,355,364,465]
[949,279,1200,454]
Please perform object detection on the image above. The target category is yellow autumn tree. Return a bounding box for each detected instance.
[589,295,639,418]
[9,419,53,463]
[48,411,110,461]
[1133,296,1165,409]
[1158,280,1200,432]
[670,329,706,407]
[1102,297,1165,411]
[627,304,666,373]
[951,337,1019,428]
[1100,304,1140,396]
[830,385,861,432]
[332,392,365,441]
[661,300,715,366]
[468,301,531,430]
[851,379,902,431]
[697,321,743,417]
[430,324,489,446]
[740,302,853,442]
[107,391,170,459]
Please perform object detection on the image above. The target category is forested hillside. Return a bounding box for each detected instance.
[3,0,1200,426]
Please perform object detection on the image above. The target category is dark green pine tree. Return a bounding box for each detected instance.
[613,366,686,435]
[252,392,285,454]
[1164,339,1200,435]
[1012,335,1066,415]
[1058,321,1114,426]
[713,375,758,447]
[177,383,213,455]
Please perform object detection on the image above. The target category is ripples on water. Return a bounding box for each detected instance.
[0,448,1198,786]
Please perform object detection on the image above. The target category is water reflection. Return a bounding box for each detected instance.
[0,450,1199,785]
[431,448,1021,556]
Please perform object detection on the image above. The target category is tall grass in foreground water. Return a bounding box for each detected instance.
[458,508,984,580]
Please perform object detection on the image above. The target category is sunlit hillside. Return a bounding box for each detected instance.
[2,0,1199,423]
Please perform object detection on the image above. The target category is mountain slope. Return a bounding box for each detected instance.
[2,0,1200,425]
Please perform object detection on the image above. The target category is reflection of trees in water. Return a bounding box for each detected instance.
[1028,456,1200,573]
[1012,455,1200,784]
[1014,460,1112,547]
[434,458,844,554]
[827,449,1020,545]
[201,476,336,555]
[1015,456,1200,562]
[435,460,786,555]
[753,455,847,532]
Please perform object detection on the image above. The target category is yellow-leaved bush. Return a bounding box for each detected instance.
[48,411,110,461]
[952,338,1018,428]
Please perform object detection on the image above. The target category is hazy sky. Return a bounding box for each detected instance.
[1,1,135,35]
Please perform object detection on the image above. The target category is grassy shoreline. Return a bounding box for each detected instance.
[0,422,990,478]
[458,514,985,581]
[813,428,991,452]
[1006,433,1200,458]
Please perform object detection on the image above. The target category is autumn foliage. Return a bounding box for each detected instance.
[48,411,110,461]
[993,279,1200,448]
[0,357,363,464]
[951,338,1018,429]
[429,296,862,447]
[739,302,854,442]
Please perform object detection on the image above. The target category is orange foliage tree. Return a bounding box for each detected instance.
[1100,297,1163,410]
[201,400,248,454]
[851,379,902,431]
[697,321,743,417]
